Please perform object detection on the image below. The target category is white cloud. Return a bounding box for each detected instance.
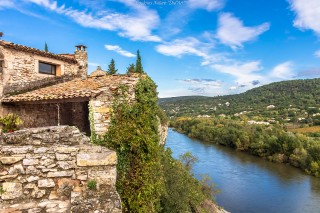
[229,86,237,90]
[22,0,161,42]
[211,61,264,84]
[216,13,270,49]
[156,37,209,58]
[0,0,14,9]
[314,50,320,58]
[269,61,295,79]
[289,0,320,35]
[105,45,136,58]
[155,37,226,66]
[88,62,100,67]
[180,79,222,87]
[26,0,59,10]
[188,0,225,11]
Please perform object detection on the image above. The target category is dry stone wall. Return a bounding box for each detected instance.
[90,78,137,136]
[0,126,121,213]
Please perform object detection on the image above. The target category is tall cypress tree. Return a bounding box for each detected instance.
[108,59,118,74]
[0,32,3,39]
[44,42,48,52]
[135,50,144,73]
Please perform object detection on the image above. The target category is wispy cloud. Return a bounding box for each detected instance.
[314,50,320,58]
[178,78,225,96]
[19,0,161,42]
[187,0,225,11]
[251,80,261,85]
[179,79,223,87]
[211,61,264,84]
[105,45,136,57]
[216,13,270,49]
[0,0,15,9]
[289,0,320,35]
[155,37,225,66]
[88,62,100,67]
[269,61,295,79]
[296,68,320,77]
[156,37,209,58]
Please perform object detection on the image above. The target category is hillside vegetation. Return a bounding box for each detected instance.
[162,78,320,177]
[99,76,218,213]
[160,78,320,126]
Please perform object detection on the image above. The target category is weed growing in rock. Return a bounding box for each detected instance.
[87,180,97,190]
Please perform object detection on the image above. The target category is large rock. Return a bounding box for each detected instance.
[38,179,55,188]
[47,171,74,178]
[77,151,117,167]
[1,182,23,200]
[0,155,24,164]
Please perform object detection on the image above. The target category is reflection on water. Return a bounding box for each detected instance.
[165,129,320,213]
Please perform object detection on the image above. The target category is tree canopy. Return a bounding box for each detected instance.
[44,42,48,52]
[126,63,135,74]
[135,50,144,73]
[107,58,118,74]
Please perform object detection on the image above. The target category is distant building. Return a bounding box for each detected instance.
[267,105,276,109]
[248,120,270,125]
[197,115,210,118]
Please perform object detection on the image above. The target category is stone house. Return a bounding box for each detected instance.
[0,40,139,136]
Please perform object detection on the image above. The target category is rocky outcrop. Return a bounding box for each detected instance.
[157,117,168,146]
[0,126,121,213]
[158,122,168,146]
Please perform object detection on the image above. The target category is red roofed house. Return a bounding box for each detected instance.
[0,40,139,136]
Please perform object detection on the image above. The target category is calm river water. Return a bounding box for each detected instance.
[165,128,320,213]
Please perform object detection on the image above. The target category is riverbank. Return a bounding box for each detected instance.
[170,117,320,177]
[165,128,320,213]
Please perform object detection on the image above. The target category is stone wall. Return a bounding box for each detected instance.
[1,102,90,135]
[89,79,137,136]
[0,126,121,213]
[0,46,79,97]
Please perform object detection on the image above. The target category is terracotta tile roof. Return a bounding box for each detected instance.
[0,40,77,63]
[1,74,140,103]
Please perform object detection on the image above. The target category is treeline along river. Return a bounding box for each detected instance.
[165,129,320,213]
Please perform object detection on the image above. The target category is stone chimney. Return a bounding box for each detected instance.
[74,45,88,79]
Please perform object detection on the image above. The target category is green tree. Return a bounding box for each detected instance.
[104,76,163,212]
[102,77,217,212]
[179,152,198,171]
[107,58,118,74]
[44,42,48,52]
[126,63,135,74]
[135,50,144,73]
[0,32,3,38]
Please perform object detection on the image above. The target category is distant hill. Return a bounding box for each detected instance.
[159,78,320,124]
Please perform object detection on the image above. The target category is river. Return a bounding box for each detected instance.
[165,128,320,213]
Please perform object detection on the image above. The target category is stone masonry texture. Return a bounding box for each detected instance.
[0,126,121,213]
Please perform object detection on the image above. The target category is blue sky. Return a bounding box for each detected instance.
[1,0,320,97]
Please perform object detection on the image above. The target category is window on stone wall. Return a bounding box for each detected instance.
[39,61,56,75]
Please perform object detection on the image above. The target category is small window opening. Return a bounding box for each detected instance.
[39,61,56,75]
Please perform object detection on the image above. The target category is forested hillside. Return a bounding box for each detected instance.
[160,78,320,126]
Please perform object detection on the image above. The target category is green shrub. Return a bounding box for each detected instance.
[0,113,23,133]
[87,180,97,190]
